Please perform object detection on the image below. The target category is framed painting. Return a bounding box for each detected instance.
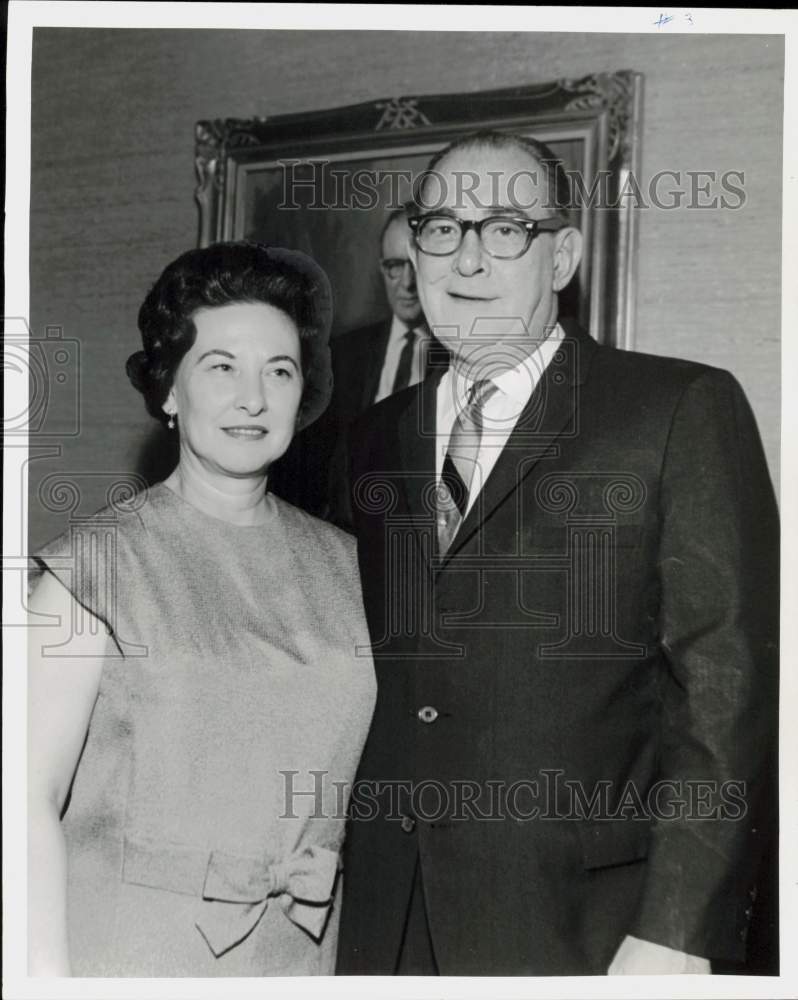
[195,71,643,349]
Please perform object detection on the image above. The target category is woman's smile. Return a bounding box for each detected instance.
[221,424,268,439]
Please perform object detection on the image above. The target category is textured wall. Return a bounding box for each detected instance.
[28,29,783,546]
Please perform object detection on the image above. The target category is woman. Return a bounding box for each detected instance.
[27,242,376,976]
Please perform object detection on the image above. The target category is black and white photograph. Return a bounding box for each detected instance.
[3,4,796,998]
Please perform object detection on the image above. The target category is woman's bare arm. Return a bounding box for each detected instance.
[27,570,109,976]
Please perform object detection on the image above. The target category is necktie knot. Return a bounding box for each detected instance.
[468,378,498,409]
[465,379,499,429]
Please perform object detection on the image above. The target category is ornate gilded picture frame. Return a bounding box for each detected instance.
[195,71,643,348]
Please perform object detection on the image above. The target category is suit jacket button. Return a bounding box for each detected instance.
[400,815,416,834]
[418,705,439,724]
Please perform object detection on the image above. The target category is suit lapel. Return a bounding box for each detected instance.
[395,372,441,571]
[442,324,597,563]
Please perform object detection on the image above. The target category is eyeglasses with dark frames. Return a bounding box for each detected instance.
[407,213,567,260]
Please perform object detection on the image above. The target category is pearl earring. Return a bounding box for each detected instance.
[167,413,176,430]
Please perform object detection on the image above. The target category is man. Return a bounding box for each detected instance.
[334,208,433,413]
[270,209,443,517]
[323,210,450,520]
[336,130,778,976]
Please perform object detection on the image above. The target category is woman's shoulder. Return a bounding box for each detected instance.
[34,484,170,557]
[29,484,175,595]
[270,494,356,556]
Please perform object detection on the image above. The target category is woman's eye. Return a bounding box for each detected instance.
[211,362,234,372]
[269,367,294,379]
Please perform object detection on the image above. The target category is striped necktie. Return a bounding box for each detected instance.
[437,378,499,556]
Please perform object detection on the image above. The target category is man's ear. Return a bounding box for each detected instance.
[551,227,583,292]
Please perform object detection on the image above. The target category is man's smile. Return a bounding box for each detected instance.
[447,291,499,302]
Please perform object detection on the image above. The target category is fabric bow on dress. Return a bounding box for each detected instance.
[122,835,339,958]
[196,844,340,956]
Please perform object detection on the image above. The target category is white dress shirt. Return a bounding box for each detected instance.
[374,316,429,403]
[435,325,565,517]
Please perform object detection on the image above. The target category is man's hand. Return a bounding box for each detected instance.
[608,935,711,975]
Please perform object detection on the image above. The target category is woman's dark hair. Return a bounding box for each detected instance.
[126,241,333,429]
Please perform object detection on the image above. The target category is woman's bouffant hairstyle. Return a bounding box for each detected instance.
[126,242,333,430]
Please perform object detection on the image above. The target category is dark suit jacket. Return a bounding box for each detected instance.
[332,318,393,425]
[336,321,779,975]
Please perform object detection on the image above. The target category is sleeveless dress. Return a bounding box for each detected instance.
[30,482,376,976]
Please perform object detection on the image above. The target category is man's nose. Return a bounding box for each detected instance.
[453,228,487,276]
[399,261,416,292]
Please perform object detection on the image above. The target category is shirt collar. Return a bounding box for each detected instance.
[448,323,565,407]
[390,314,428,342]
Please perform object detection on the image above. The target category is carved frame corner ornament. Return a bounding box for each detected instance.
[560,70,638,163]
[194,118,267,247]
[195,70,644,349]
